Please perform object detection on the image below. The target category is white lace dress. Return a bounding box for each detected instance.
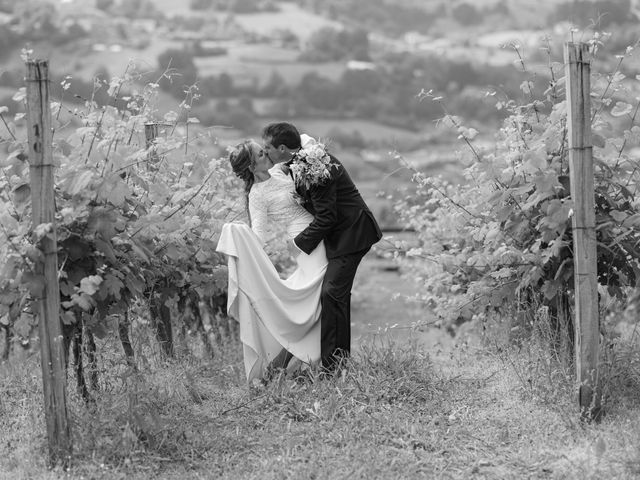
[216,165,327,382]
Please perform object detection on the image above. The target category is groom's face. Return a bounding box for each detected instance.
[262,136,286,164]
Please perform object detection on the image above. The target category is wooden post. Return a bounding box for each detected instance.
[26,60,72,465]
[564,42,601,420]
[144,122,159,164]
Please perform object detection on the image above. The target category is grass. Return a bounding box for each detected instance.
[3,322,640,480]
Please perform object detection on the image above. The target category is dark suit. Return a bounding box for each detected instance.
[291,154,382,370]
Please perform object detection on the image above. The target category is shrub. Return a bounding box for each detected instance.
[452,3,481,26]
[548,0,631,28]
[394,35,640,344]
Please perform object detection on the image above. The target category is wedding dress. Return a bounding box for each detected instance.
[216,165,328,382]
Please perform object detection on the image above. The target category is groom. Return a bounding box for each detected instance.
[262,122,382,374]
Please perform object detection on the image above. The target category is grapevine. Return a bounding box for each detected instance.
[396,35,640,341]
[0,59,247,369]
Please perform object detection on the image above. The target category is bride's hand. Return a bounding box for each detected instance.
[287,239,301,259]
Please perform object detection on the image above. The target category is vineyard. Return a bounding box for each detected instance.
[397,41,640,326]
[3,31,640,478]
[0,50,251,465]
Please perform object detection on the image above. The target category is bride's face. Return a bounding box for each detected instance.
[250,141,272,174]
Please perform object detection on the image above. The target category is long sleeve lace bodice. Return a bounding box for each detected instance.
[248,165,313,243]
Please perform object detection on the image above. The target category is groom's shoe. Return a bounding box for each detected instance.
[264,348,295,383]
[291,368,316,385]
[321,349,350,377]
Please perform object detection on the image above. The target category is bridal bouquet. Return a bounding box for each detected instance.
[290,134,337,190]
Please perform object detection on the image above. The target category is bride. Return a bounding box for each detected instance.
[216,138,327,382]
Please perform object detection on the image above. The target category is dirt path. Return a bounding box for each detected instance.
[351,251,454,355]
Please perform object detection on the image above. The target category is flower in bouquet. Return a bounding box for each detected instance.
[290,134,337,190]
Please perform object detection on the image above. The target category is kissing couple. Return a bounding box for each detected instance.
[216,122,382,383]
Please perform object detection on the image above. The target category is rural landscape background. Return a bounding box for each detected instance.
[2,0,637,227]
[3,0,640,478]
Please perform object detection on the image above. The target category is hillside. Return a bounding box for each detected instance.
[0,0,637,183]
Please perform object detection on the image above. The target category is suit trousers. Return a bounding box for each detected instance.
[320,246,370,371]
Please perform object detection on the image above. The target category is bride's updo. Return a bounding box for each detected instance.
[229,140,254,195]
[228,140,256,224]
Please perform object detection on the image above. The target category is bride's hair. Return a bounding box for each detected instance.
[229,140,255,224]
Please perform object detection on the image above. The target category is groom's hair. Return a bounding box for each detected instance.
[262,122,301,150]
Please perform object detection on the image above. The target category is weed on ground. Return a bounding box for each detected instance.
[2,332,640,479]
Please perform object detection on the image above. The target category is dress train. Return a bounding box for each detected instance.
[216,222,327,381]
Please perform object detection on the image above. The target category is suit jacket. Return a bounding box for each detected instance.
[290,154,382,259]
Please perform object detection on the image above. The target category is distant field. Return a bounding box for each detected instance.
[193,44,346,86]
[19,37,182,81]
[285,118,423,145]
[227,3,342,42]
[190,112,427,150]
[145,0,194,17]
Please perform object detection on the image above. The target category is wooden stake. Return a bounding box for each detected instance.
[564,42,601,420]
[144,122,159,164]
[26,59,72,465]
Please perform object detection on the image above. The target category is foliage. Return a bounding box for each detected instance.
[115,0,164,20]
[548,0,632,29]
[192,97,256,132]
[394,36,640,332]
[295,72,344,112]
[299,26,370,63]
[199,73,235,98]
[191,41,228,58]
[0,59,245,348]
[304,0,439,37]
[0,25,21,59]
[452,3,480,27]
[95,0,114,11]
[190,0,214,10]
[326,127,366,149]
[10,0,88,45]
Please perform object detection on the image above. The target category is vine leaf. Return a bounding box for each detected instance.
[95,237,117,263]
[13,312,34,339]
[12,183,30,206]
[79,275,103,296]
[149,182,172,203]
[523,148,547,173]
[87,208,120,239]
[101,274,124,301]
[124,273,146,297]
[1,211,19,232]
[610,210,628,223]
[97,174,130,207]
[61,310,76,325]
[130,240,151,263]
[533,171,561,193]
[21,272,45,298]
[611,101,632,117]
[61,235,92,261]
[62,292,95,312]
[64,169,95,196]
